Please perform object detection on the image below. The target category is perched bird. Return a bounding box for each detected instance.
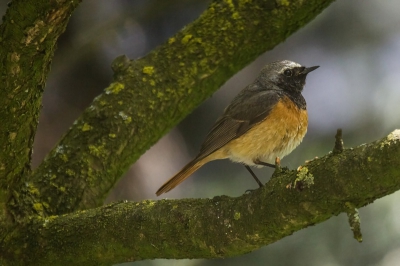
[156,60,319,196]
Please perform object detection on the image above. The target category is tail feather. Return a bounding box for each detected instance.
[156,159,204,196]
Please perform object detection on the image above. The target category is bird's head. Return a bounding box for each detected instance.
[258,60,319,93]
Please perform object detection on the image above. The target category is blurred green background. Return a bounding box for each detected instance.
[2,0,400,265]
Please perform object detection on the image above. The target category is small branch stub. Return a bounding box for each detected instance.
[333,128,344,154]
[346,202,363,243]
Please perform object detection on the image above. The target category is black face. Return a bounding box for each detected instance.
[278,66,309,92]
[257,61,319,94]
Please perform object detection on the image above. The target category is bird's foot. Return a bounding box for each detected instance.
[245,188,257,194]
[271,157,284,178]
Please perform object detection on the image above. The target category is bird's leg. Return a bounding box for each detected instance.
[274,157,281,169]
[244,165,263,187]
[253,159,275,168]
[255,158,282,177]
[273,157,282,173]
[244,158,282,191]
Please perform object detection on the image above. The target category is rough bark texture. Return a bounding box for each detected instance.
[1,130,400,265]
[0,0,82,217]
[11,0,400,265]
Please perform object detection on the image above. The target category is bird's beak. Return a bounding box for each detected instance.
[300,66,319,75]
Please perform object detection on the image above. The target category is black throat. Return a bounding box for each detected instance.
[284,91,306,110]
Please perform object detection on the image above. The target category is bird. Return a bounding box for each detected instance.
[156,60,319,196]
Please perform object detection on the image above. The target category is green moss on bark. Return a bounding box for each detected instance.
[2,129,400,265]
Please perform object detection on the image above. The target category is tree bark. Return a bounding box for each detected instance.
[8,0,393,265]
[0,0,82,219]
[1,130,400,265]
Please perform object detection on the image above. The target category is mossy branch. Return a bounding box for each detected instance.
[0,0,82,217]
[20,0,335,218]
[2,130,400,265]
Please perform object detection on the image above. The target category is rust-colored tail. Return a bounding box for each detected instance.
[156,159,205,196]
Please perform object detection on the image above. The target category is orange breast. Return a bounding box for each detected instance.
[217,96,308,166]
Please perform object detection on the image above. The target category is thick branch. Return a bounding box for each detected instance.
[3,130,400,265]
[23,0,335,217]
[0,0,82,217]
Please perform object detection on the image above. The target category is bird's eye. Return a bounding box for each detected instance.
[284,69,292,77]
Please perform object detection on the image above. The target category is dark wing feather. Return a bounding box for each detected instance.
[196,87,282,160]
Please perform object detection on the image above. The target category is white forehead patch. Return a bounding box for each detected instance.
[285,61,301,68]
[278,60,302,73]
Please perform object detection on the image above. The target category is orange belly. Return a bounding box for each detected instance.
[212,96,308,166]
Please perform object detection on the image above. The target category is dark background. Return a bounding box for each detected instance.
[2,1,400,265]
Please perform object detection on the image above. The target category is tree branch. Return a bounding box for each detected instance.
[3,130,400,265]
[20,0,335,217]
[0,0,82,218]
